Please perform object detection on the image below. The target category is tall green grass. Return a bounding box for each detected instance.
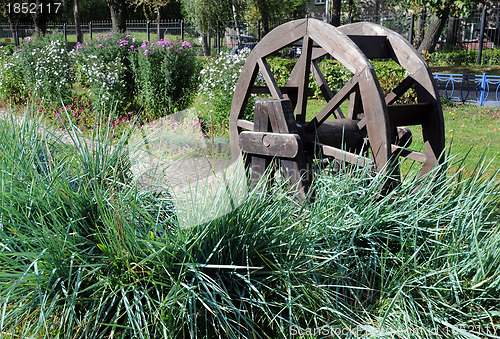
[0,109,498,338]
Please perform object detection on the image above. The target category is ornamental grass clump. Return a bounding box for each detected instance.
[0,107,498,337]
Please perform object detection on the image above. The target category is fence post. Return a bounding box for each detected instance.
[477,8,486,65]
[63,23,67,41]
[147,21,150,42]
[479,73,487,106]
[14,24,19,46]
[409,14,415,45]
[89,22,93,40]
[181,20,184,41]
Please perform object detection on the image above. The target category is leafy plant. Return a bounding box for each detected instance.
[16,33,74,104]
[130,39,200,120]
[198,48,258,135]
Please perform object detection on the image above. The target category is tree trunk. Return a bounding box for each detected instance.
[106,0,127,33]
[418,13,449,53]
[32,0,48,35]
[445,16,459,49]
[73,0,83,43]
[201,35,210,56]
[157,6,163,41]
[414,8,426,47]
[330,0,341,26]
[255,0,270,35]
[7,9,16,44]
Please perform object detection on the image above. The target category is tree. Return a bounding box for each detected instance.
[32,0,48,35]
[180,0,237,56]
[247,0,308,35]
[418,0,472,53]
[330,0,342,27]
[73,0,83,43]
[387,0,473,53]
[0,0,18,43]
[107,0,127,32]
[130,0,170,41]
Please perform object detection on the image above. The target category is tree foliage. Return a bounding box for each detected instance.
[180,0,239,34]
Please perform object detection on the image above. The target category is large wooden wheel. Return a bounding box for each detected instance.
[229,19,445,196]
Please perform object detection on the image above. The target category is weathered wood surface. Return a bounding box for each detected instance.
[339,22,445,177]
[239,132,300,158]
[229,19,446,195]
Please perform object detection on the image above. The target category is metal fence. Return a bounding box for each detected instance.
[359,8,500,54]
[0,7,498,60]
[0,20,250,55]
[433,73,500,106]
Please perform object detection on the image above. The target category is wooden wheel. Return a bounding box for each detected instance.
[338,22,445,177]
[229,19,445,196]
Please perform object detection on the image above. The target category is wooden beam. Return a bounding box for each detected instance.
[236,119,254,131]
[251,86,298,95]
[347,35,392,59]
[239,132,300,158]
[320,143,372,167]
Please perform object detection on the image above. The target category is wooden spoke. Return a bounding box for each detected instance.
[311,61,346,119]
[391,144,426,163]
[236,119,254,131]
[306,75,360,131]
[320,143,372,167]
[347,90,363,120]
[258,57,283,100]
[311,61,333,101]
[385,76,416,105]
[294,36,314,123]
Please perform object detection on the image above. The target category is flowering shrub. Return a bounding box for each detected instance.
[198,48,258,135]
[79,55,128,111]
[17,33,74,104]
[0,32,202,130]
[129,39,200,120]
[0,47,26,103]
[75,32,135,111]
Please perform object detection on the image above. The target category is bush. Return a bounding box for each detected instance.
[16,33,74,104]
[0,47,26,103]
[74,32,134,111]
[198,48,258,135]
[428,49,500,66]
[267,57,416,103]
[130,39,200,120]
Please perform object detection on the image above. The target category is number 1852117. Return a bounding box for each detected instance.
[6,2,62,14]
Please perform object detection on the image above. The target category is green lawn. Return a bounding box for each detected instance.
[431,65,500,76]
[304,98,499,173]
